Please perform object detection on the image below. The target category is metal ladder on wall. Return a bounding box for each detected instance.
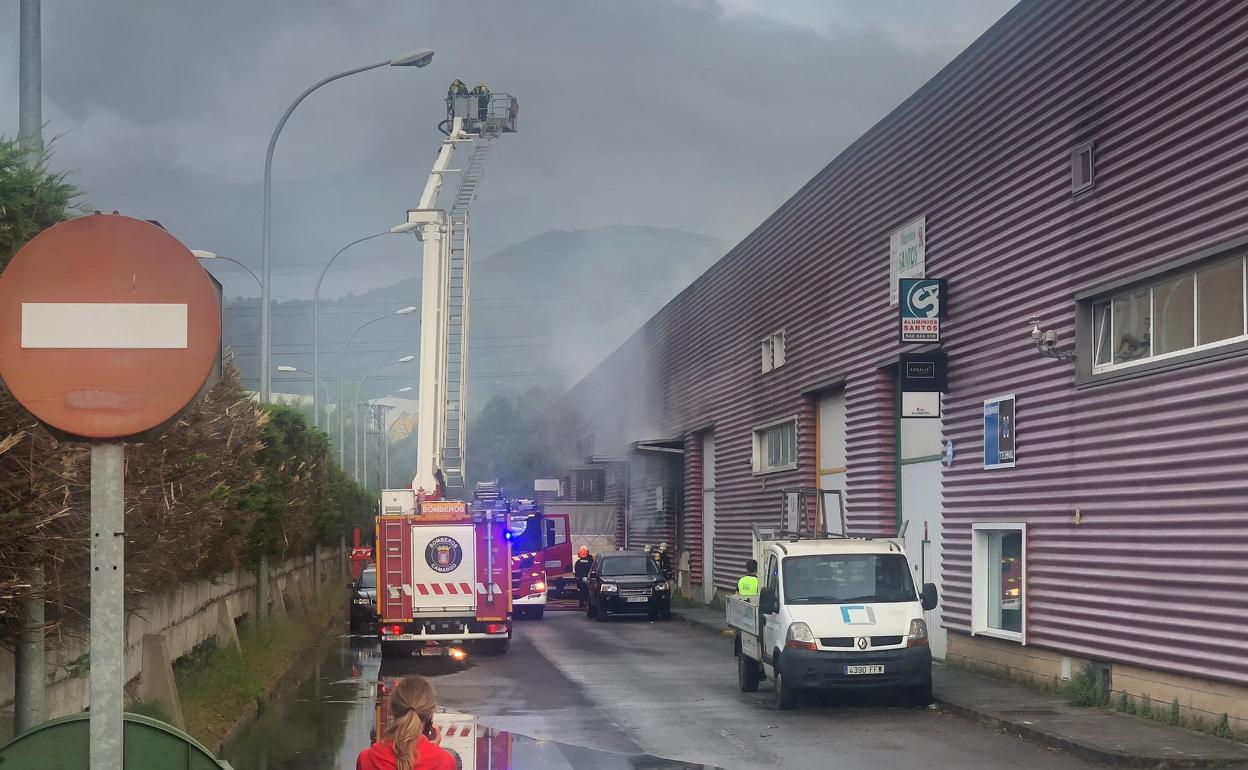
[440,142,493,490]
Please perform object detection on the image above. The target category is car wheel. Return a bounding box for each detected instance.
[596,598,609,622]
[904,681,932,707]
[774,658,798,710]
[659,603,671,621]
[738,652,761,693]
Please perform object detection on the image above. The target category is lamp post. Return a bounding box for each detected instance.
[312,222,418,428]
[277,365,332,427]
[260,49,434,404]
[193,250,262,292]
[339,307,417,466]
[353,356,415,482]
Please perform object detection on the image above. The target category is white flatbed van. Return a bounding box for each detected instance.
[727,533,938,709]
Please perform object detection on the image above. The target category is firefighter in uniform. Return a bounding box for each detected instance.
[657,543,673,580]
[574,546,594,607]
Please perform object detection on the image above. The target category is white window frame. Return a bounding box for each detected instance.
[1091,255,1248,375]
[971,523,1027,644]
[761,330,786,373]
[752,417,798,475]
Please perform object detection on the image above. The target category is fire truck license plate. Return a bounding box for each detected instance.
[845,665,885,675]
[419,647,445,657]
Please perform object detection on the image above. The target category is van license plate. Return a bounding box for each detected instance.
[845,665,884,675]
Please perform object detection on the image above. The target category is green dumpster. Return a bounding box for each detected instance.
[0,713,230,769]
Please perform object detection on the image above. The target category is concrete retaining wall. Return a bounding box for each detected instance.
[0,544,344,740]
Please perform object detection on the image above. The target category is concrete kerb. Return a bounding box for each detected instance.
[932,696,1246,769]
[670,608,733,639]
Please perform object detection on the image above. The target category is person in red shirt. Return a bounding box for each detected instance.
[357,676,457,770]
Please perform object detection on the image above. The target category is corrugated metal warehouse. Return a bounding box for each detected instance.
[543,0,1248,729]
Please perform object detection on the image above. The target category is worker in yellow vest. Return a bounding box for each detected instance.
[738,558,759,597]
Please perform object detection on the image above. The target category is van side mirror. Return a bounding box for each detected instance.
[921,582,938,611]
[759,586,779,614]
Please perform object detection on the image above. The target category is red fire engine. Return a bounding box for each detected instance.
[374,489,512,658]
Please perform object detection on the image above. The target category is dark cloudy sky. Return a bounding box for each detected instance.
[1,0,1016,300]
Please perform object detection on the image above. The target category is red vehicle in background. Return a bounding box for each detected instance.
[473,484,574,620]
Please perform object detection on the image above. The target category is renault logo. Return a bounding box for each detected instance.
[856,637,869,650]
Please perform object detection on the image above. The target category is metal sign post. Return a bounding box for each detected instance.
[0,214,221,769]
[90,442,124,770]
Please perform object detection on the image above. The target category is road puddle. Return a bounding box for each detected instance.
[223,632,721,769]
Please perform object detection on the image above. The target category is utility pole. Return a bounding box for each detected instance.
[15,0,46,734]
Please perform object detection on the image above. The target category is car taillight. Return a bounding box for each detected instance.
[487,623,508,634]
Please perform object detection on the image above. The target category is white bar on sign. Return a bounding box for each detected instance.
[21,303,189,349]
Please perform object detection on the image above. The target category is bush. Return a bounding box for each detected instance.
[1064,664,1110,707]
[1139,694,1153,718]
[1167,698,1180,726]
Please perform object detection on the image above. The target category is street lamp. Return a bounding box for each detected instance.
[193,250,262,291]
[353,356,416,481]
[338,306,418,466]
[277,364,332,427]
[260,48,435,404]
[312,222,419,428]
[368,387,413,490]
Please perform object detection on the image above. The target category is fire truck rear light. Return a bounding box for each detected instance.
[381,625,402,636]
[487,623,507,634]
[532,581,547,593]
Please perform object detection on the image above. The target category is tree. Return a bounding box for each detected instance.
[0,136,81,271]
[466,387,561,496]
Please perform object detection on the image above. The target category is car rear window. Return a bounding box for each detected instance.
[360,569,376,589]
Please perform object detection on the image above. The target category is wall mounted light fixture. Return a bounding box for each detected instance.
[1029,316,1076,361]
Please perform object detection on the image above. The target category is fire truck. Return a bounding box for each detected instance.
[472,484,574,620]
[372,84,519,658]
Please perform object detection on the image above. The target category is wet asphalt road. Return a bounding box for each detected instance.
[393,611,1103,770]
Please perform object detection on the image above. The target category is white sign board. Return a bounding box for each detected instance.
[901,391,941,418]
[533,478,561,493]
[889,217,927,306]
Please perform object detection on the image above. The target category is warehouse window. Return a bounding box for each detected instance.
[753,419,797,474]
[1087,254,1247,376]
[1071,142,1095,195]
[761,331,786,373]
[971,524,1026,643]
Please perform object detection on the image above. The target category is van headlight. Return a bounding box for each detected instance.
[907,618,929,647]
[784,621,817,651]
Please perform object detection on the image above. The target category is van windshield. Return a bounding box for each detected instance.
[782,553,916,604]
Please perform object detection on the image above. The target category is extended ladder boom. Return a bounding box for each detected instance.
[402,85,517,497]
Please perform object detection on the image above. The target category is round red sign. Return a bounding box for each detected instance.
[0,215,221,439]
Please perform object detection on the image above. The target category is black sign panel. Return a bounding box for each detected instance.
[900,351,948,392]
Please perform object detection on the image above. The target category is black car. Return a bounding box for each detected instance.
[585,551,672,621]
[349,566,378,631]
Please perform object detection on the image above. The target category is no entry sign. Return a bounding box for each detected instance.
[0,214,221,439]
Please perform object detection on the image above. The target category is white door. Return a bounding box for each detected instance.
[899,413,946,659]
[701,432,716,604]
[818,393,848,534]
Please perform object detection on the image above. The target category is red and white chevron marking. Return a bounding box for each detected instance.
[412,582,474,596]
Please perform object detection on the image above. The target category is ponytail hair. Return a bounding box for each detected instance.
[382,675,438,770]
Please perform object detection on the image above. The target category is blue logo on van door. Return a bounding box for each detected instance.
[840,605,876,625]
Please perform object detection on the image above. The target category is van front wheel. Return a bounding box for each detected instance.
[774,658,798,710]
[904,681,932,707]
